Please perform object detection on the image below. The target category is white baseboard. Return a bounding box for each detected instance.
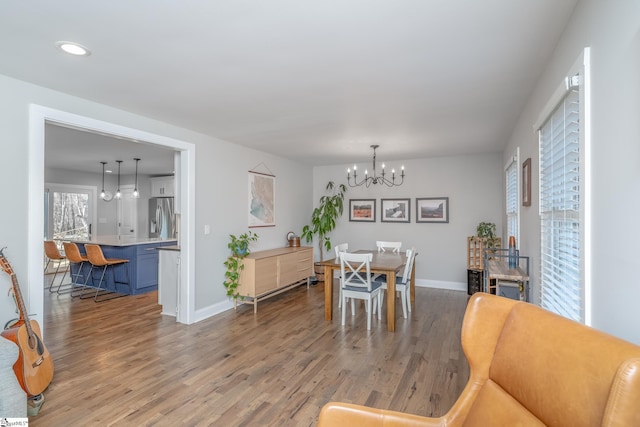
[195,279,468,323]
[195,298,234,322]
[416,278,467,292]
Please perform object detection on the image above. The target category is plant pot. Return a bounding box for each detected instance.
[314,263,325,282]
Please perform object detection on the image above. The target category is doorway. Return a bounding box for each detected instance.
[117,185,137,238]
[29,105,195,329]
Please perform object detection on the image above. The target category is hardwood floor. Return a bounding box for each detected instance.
[34,279,470,426]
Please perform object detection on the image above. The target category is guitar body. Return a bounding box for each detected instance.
[2,320,54,396]
[0,247,54,396]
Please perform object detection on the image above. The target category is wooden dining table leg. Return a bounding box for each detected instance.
[324,264,333,321]
[387,271,396,332]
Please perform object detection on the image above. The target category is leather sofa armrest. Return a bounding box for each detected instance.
[318,402,445,427]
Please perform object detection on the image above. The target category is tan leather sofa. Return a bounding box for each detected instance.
[319,293,640,426]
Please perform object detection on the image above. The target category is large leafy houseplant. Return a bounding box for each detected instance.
[301,181,347,262]
[223,231,259,300]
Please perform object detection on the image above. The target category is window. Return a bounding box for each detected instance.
[537,50,589,323]
[505,150,519,246]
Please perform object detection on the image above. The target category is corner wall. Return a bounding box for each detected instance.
[312,152,503,290]
[0,74,313,327]
[503,1,640,343]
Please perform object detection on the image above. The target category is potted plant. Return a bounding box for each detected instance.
[476,221,500,257]
[301,181,347,281]
[223,231,259,300]
[476,221,497,243]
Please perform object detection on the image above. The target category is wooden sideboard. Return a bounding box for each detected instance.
[236,246,313,313]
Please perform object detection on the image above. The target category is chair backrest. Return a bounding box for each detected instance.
[400,248,416,283]
[85,244,108,267]
[63,242,85,264]
[44,240,64,260]
[459,293,640,426]
[376,241,401,253]
[340,252,373,290]
[334,243,349,259]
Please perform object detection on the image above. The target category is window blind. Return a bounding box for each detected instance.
[505,158,518,243]
[539,86,582,322]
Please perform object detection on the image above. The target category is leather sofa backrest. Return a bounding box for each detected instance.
[462,296,640,426]
[319,293,640,427]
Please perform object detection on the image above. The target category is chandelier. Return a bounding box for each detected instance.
[347,145,405,188]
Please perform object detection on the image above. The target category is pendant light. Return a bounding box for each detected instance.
[132,158,140,198]
[115,160,122,199]
[100,161,107,199]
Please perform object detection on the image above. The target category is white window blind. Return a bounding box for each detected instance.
[539,84,582,322]
[505,157,518,244]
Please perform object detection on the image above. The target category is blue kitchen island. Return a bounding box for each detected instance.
[69,236,177,295]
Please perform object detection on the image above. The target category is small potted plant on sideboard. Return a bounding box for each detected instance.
[223,231,259,300]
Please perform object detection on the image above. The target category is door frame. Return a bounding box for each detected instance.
[29,105,196,326]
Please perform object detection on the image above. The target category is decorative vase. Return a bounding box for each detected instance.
[508,236,517,269]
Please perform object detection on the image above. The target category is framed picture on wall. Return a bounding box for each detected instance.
[416,197,449,223]
[522,158,531,207]
[248,171,276,227]
[349,199,376,222]
[381,198,410,223]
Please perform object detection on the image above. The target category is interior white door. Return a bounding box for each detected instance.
[117,185,138,237]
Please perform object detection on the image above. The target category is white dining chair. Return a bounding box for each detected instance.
[340,252,382,330]
[334,243,349,308]
[376,241,402,253]
[376,247,417,318]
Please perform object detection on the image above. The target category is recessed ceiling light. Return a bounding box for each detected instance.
[55,41,91,56]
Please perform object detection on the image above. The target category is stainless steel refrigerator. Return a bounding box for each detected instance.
[149,197,176,239]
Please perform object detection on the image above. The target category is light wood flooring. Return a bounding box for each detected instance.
[33,278,470,426]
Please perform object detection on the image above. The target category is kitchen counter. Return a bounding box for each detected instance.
[69,236,177,247]
[156,245,180,251]
[70,238,177,295]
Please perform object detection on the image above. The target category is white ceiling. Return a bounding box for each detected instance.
[1,0,578,171]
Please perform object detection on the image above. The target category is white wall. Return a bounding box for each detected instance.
[503,1,640,344]
[313,153,503,290]
[0,74,313,326]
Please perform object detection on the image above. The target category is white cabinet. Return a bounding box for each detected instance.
[158,247,180,317]
[150,176,175,197]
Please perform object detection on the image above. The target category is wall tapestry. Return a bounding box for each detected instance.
[248,170,275,227]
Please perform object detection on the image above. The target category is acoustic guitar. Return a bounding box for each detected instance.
[0,246,54,396]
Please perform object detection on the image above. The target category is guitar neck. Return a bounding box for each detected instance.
[10,273,33,333]
[0,249,34,338]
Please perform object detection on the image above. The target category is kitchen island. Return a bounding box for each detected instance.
[69,236,177,295]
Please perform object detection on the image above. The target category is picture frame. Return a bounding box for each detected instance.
[381,198,410,223]
[349,199,376,222]
[416,197,449,223]
[522,157,531,207]
[248,171,276,227]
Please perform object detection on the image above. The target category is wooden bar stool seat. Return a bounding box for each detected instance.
[62,242,91,297]
[44,240,68,293]
[83,244,130,302]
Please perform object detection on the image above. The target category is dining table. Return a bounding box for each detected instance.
[319,249,415,332]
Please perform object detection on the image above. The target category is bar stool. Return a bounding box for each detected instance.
[62,242,91,297]
[83,244,130,302]
[44,240,68,293]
